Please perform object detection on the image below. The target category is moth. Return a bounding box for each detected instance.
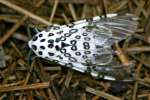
[28,13,138,81]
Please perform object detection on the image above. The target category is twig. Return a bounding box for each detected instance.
[81,93,86,100]
[24,60,35,85]
[126,46,150,52]
[10,42,23,57]
[86,86,121,100]
[0,46,6,68]
[99,0,107,17]
[0,82,50,92]
[0,16,27,45]
[61,13,70,24]
[133,0,148,18]
[18,59,35,100]
[0,0,50,25]
[129,54,150,69]
[50,80,61,100]
[132,63,142,100]
[0,0,46,45]
[81,5,87,18]
[64,69,73,88]
[49,0,59,23]
[0,80,24,87]
[68,3,77,20]
[48,0,98,5]
[138,93,150,99]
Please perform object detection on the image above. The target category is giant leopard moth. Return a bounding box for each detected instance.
[28,13,138,81]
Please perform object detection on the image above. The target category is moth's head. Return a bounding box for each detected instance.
[28,31,46,58]
[28,24,62,61]
[28,30,56,59]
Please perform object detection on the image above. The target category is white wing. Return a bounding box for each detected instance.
[28,13,138,81]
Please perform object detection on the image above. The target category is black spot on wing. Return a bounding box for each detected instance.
[60,36,66,41]
[40,46,45,49]
[31,45,37,51]
[57,31,63,34]
[56,55,63,59]
[64,33,71,37]
[48,33,54,36]
[75,35,81,39]
[69,29,78,33]
[60,48,66,53]
[32,36,38,41]
[75,52,81,56]
[64,53,71,57]
[71,46,77,51]
[55,38,61,42]
[38,51,43,55]
[83,42,90,49]
[69,57,77,62]
[48,52,54,56]
[39,34,43,37]
[70,40,77,45]
[84,37,91,41]
[40,39,46,42]
[61,42,71,48]
[48,39,54,43]
[82,32,88,36]
[82,55,88,59]
[48,44,54,48]
[55,45,60,51]
[84,51,91,54]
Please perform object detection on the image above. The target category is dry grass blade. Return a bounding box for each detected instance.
[48,0,98,4]
[132,63,142,100]
[61,13,70,24]
[0,82,50,92]
[81,93,86,100]
[49,0,59,23]
[10,42,23,57]
[0,46,6,68]
[127,46,150,52]
[0,0,45,45]
[64,69,73,88]
[86,86,121,100]
[68,3,78,20]
[0,16,27,45]
[0,0,50,25]
[0,80,24,87]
